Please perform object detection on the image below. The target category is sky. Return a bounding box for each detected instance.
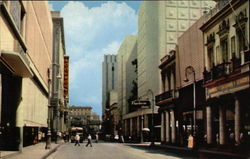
[49,1,141,117]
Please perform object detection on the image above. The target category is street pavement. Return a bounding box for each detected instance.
[47,141,197,159]
[1,141,62,159]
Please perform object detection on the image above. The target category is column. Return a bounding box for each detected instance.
[161,112,165,142]
[170,109,176,143]
[165,111,170,142]
[137,116,140,137]
[206,106,213,144]
[124,119,128,137]
[219,106,226,145]
[144,114,148,128]
[235,97,240,145]
[18,127,23,152]
[130,118,133,137]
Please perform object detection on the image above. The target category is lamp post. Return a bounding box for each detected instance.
[184,66,196,138]
[45,69,52,149]
[147,89,155,146]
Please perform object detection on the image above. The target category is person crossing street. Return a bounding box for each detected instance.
[86,134,92,147]
[74,134,80,146]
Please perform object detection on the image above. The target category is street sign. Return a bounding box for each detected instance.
[131,100,150,108]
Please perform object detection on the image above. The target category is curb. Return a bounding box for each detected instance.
[41,143,63,159]
[1,152,21,159]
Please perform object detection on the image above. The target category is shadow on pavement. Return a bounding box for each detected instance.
[124,144,198,159]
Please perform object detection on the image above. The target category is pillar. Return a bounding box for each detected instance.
[144,114,148,128]
[161,112,165,142]
[130,118,133,137]
[18,127,23,152]
[124,119,128,137]
[235,97,240,145]
[206,106,212,144]
[219,106,226,145]
[137,116,140,137]
[170,109,176,143]
[165,111,170,142]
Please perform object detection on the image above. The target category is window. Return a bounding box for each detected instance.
[208,47,214,69]
[237,28,247,52]
[221,39,228,62]
[216,46,222,64]
[231,36,236,58]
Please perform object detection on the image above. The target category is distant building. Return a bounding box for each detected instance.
[68,106,100,134]
[102,55,117,117]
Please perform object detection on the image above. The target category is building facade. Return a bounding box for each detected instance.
[156,16,207,147]
[0,1,52,150]
[102,55,117,116]
[200,0,249,157]
[69,106,100,135]
[50,11,67,142]
[116,35,139,140]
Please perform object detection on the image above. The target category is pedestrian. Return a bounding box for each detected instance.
[86,134,92,147]
[75,133,80,146]
[95,133,99,143]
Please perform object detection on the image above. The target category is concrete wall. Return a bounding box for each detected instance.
[117,35,137,116]
[25,1,53,85]
[176,17,206,88]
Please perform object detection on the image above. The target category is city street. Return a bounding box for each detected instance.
[47,142,196,159]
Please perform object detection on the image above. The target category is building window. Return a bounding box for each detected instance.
[216,46,222,64]
[231,36,236,58]
[221,38,228,62]
[207,47,214,69]
[237,28,247,53]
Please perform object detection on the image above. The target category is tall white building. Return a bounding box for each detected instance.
[117,35,137,116]
[102,55,117,116]
[138,1,215,100]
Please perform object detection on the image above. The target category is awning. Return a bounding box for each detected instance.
[0,50,33,77]
[142,128,150,131]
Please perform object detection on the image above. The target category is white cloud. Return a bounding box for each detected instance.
[61,1,137,115]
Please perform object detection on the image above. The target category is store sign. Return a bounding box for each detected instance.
[131,100,150,108]
[64,56,69,98]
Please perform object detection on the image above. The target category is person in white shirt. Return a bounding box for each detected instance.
[74,134,80,146]
[85,134,92,147]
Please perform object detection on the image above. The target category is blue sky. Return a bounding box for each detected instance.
[49,1,141,117]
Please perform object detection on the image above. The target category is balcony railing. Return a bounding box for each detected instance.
[155,89,176,104]
[244,49,250,63]
[204,61,230,83]
[204,0,231,22]
[204,51,249,83]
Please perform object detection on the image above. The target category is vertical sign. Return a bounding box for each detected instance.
[64,56,69,98]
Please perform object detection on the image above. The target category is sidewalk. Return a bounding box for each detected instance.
[0,141,64,159]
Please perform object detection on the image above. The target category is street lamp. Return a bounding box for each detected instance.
[45,68,52,149]
[184,66,196,138]
[147,89,155,146]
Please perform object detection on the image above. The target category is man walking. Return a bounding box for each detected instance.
[95,133,99,143]
[75,133,80,146]
[86,134,92,147]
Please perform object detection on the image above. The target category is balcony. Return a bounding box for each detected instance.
[204,50,250,84]
[155,89,178,106]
